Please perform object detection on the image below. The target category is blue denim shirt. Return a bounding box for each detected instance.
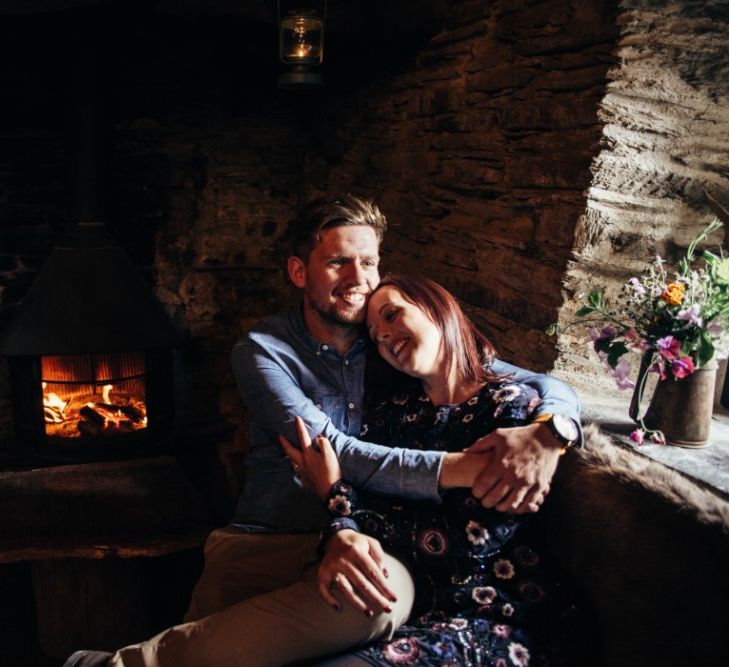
[230,306,581,532]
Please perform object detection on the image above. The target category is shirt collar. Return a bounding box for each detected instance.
[289,304,367,357]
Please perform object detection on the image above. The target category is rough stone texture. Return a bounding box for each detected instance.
[1,1,727,448]
[555,0,729,394]
[306,0,618,370]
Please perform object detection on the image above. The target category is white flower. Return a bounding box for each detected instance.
[471,586,497,605]
[467,396,479,406]
[492,385,520,403]
[466,520,489,546]
[508,642,530,667]
[502,603,514,617]
[462,413,474,423]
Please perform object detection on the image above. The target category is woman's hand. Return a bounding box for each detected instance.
[317,529,398,616]
[278,416,342,500]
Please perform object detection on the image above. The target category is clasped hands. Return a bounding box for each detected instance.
[278,417,561,614]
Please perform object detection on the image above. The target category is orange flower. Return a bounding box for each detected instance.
[662,282,685,305]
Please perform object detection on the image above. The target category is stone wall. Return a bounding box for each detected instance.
[305,0,619,370]
[555,0,729,393]
[1,1,727,450]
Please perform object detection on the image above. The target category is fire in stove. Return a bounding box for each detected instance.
[41,352,148,440]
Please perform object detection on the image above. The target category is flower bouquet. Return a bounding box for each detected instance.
[551,219,729,444]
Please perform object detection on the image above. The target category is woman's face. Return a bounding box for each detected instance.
[367,285,444,380]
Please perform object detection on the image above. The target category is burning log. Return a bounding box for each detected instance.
[44,406,65,423]
[76,399,146,436]
[44,388,148,440]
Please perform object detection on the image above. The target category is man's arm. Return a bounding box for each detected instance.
[492,359,582,427]
[232,339,444,502]
[470,359,583,513]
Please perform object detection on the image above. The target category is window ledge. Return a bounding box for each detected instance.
[576,389,729,499]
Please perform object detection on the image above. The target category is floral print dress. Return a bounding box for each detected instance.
[322,381,583,667]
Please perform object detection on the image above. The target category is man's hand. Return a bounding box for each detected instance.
[464,423,562,514]
[279,416,342,500]
[317,530,398,616]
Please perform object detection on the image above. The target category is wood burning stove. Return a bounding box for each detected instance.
[0,30,181,464]
[1,225,179,463]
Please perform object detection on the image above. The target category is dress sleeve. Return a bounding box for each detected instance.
[323,479,360,518]
[317,516,363,559]
[318,479,363,558]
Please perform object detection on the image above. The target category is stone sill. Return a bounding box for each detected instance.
[576,388,729,499]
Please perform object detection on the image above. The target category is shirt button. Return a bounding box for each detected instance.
[315,403,322,410]
[344,359,349,366]
[348,402,355,409]
[322,344,329,351]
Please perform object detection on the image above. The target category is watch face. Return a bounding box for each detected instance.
[552,414,579,442]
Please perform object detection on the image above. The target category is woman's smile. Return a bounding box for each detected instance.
[367,285,444,381]
[389,337,409,358]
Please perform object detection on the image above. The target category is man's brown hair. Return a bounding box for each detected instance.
[287,194,387,261]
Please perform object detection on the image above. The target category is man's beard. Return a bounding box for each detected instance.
[311,300,366,332]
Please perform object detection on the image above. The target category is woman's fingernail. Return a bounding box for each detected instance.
[333,603,342,612]
[384,606,392,613]
[365,609,374,618]
[383,568,389,578]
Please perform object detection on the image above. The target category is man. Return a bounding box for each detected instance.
[66,195,580,666]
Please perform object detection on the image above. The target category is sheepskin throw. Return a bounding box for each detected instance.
[543,424,729,667]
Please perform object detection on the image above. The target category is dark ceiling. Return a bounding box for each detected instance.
[0,0,453,39]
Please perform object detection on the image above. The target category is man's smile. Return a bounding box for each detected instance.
[337,290,368,307]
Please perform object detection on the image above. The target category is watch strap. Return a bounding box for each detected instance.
[532,413,576,454]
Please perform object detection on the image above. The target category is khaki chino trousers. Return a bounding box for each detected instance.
[108,528,415,667]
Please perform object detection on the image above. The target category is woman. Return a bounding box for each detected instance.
[282,275,583,667]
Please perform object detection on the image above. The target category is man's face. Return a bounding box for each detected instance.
[289,225,381,336]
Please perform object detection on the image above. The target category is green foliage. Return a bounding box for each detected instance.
[549,219,729,385]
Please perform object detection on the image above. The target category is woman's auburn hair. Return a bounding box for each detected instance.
[374,274,502,386]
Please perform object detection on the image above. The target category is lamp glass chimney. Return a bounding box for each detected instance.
[279,11,324,65]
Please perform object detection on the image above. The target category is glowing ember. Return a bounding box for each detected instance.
[42,382,69,423]
[42,382,147,439]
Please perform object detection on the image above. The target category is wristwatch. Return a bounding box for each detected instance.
[532,413,579,454]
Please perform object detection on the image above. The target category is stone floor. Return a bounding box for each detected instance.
[577,389,729,498]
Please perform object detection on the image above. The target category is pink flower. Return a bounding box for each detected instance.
[493,624,511,638]
[585,325,619,353]
[677,304,703,327]
[382,637,421,664]
[612,359,634,390]
[670,356,695,379]
[649,359,667,380]
[630,429,645,445]
[657,336,681,361]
